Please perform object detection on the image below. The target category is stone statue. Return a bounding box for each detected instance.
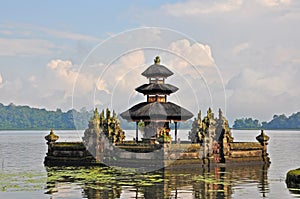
[189,108,234,160]
[154,56,160,64]
[83,108,126,158]
[93,108,99,119]
[188,111,204,144]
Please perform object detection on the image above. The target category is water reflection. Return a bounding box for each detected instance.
[45,164,269,199]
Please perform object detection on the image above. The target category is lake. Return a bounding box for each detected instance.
[0,130,299,199]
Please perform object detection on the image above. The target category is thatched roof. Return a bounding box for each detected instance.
[141,64,174,78]
[120,102,193,122]
[135,83,178,95]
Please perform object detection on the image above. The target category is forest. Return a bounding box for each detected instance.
[0,103,193,130]
[233,112,300,129]
[0,103,91,130]
[1,103,299,130]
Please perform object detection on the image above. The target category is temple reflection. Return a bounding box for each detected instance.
[45,163,269,199]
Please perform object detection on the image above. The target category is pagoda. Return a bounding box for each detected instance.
[121,56,193,143]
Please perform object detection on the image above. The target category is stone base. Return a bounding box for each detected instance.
[44,142,270,169]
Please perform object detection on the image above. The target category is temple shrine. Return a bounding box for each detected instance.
[120,56,193,143]
[44,56,270,169]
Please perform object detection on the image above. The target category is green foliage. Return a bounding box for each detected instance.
[233,118,261,129]
[0,103,92,130]
[262,112,300,129]
[233,112,300,129]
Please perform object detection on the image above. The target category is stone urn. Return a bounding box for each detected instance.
[45,129,59,144]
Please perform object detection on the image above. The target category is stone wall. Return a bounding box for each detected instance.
[44,132,270,168]
[44,108,270,167]
[44,130,102,166]
[44,141,102,166]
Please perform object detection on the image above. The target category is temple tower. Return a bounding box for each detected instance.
[121,56,193,143]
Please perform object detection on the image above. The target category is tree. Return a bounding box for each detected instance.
[233,118,261,129]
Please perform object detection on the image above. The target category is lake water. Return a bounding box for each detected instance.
[0,130,299,199]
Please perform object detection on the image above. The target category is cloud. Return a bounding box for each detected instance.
[0,30,13,35]
[47,59,75,83]
[95,50,146,110]
[232,42,250,55]
[167,39,215,68]
[226,66,300,120]
[0,23,100,58]
[0,38,57,56]
[0,73,3,88]
[161,0,296,19]
[0,23,99,42]
[39,26,100,42]
[259,0,291,7]
[114,50,145,81]
[162,0,243,16]
[227,67,300,97]
[47,59,109,96]
[96,79,110,94]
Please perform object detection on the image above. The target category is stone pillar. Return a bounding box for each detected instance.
[136,121,139,143]
[256,130,270,163]
[45,129,59,154]
[174,122,178,144]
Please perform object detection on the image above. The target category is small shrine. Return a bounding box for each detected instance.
[120,56,193,143]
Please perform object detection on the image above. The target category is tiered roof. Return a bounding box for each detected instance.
[120,56,193,122]
[121,102,193,121]
[135,83,178,95]
[141,63,173,78]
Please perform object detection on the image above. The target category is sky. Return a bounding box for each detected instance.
[0,0,300,125]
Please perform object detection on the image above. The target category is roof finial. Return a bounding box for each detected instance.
[154,56,160,64]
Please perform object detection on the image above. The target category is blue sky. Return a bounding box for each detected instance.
[1,0,300,124]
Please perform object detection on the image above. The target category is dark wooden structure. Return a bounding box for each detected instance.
[120,56,193,143]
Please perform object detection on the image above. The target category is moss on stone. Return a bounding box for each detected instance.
[286,168,300,189]
[288,168,300,176]
[52,142,86,150]
[230,142,262,150]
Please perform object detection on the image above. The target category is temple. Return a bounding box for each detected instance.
[44,56,270,169]
[120,56,193,143]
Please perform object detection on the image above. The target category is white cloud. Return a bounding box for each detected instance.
[96,50,146,110]
[168,39,215,68]
[0,38,57,56]
[40,27,100,42]
[161,0,296,19]
[259,0,291,7]
[96,79,110,94]
[162,0,243,16]
[28,75,38,88]
[47,59,75,83]
[0,23,99,42]
[47,59,106,96]
[0,73,3,88]
[226,66,300,120]
[233,42,250,55]
[114,50,145,81]
[0,30,13,35]
[226,68,287,95]
[47,59,71,70]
